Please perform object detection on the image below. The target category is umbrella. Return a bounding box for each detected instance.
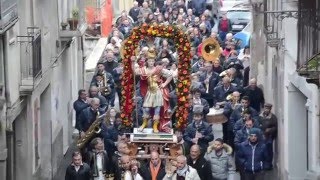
[234,31,251,49]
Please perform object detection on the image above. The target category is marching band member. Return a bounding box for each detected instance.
[183,105,214,155]
[86,137,113,180]
[73,89,90,131]
[78,98,105,139]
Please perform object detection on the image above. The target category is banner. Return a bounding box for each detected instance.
[101,0,113,37]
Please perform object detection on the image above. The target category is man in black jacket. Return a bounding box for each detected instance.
[140,151,166,180]
[65,151,91,180]
[73,89,90,130]
[187,145,213,180]
[86,137,114,179]
[183,105,214,154]
[243,78,265,113]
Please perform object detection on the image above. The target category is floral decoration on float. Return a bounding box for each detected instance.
[120,23,192,131]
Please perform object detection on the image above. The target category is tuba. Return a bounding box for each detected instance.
[201,37,222,62]
[77,111,106,149]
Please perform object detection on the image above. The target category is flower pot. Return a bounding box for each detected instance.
[68,18,79,31]
[61,23,68,30]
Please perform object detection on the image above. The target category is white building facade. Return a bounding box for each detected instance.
[250,0,320,179]
[0,0,86,179]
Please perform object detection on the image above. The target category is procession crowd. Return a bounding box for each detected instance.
[67,0,278,180]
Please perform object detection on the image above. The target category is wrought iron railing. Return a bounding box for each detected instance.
[297,0,320,69]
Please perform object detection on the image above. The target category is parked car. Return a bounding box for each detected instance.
[234,23,251,49]
[227,7,251,34]
[220,0,249,13]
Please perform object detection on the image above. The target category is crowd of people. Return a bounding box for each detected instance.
[68,0,278,180]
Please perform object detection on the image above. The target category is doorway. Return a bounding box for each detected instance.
[287,84,308,178]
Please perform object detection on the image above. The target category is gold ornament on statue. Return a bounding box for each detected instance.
[201,37,222,62]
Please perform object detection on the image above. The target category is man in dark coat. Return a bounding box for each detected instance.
[259,103,278,166]
[199,61,220,107]
[188,88,210,123]
[183,105,214,154]
[65,151,91,180]
[92,62,116,107]
[103,51,119,74]
[129,1,140,22]
[191,0,206,16]
[237,128,271,179]
[233,110,261,134]
[73,89,90,130]
[228,96,258,149]
[86,137,114,179]
[243,78,265,113]
[78,98,105,137]
[213,76,237,107]
[140,151,166,180]
[88,86,108,111]
[187,145,213,180]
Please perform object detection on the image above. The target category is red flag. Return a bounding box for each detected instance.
[86,6,95,25]
[101,0,113,37]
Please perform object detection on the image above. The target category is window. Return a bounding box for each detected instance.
[297,0,320,68]
[32,34,42,77]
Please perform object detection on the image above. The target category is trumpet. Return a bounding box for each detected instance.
[99,73,111,96]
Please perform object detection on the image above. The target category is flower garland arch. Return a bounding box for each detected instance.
[120,23,191,131]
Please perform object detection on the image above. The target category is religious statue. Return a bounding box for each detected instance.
[135,47,173,133]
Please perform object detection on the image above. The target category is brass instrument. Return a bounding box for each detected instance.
[77,112,106,149]
[99,73,112,96]
[226,93,241,109]
[201,37,222,62]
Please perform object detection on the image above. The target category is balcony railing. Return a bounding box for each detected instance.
[0,0,18,34]
[17,27,42,95]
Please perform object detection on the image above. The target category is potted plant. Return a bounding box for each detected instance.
[61,22,68,30]
[68,7,79,30]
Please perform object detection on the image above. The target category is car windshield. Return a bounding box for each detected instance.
[227,11,251,20]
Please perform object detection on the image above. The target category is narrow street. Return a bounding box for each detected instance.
[0,0,319,180]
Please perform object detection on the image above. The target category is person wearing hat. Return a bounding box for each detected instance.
[237,128,271,180]
[259,103,278,166]
[187,88,210,124]
[135,47,173,133]
[183,105,214,155]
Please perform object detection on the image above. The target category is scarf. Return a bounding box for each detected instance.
[150,161,161,180]
[176,165,188,177]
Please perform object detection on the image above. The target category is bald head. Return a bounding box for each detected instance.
[121,155,131,170]
[150,151,160,167]
[249,78,257,88]
[190,145,201,160]
[176,155,187,170]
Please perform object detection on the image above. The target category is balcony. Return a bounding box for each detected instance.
[59,22,87,42]
[0,0,18,34]
[18,28,42,95]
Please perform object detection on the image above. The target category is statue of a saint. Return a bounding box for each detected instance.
[135,47,173,133]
